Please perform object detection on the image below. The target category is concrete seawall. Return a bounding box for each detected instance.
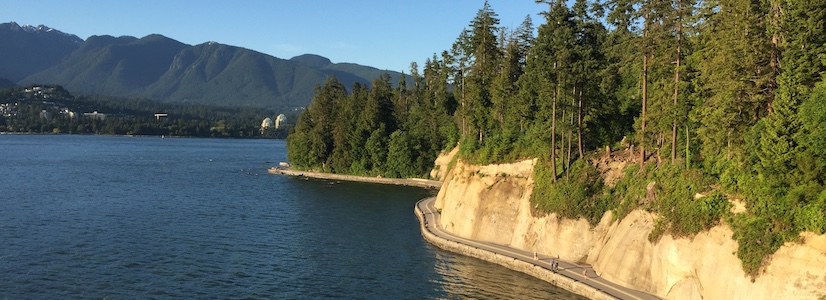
[415,198,621,300]
[270,164,646,299]
[269,168,442,189]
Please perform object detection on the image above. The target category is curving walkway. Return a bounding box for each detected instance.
[270,168,442,189]
[416,197,661,300]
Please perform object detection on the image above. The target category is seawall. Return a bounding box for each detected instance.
[432,158,826,300]
[415,198,622,300]
[269,168,442,189]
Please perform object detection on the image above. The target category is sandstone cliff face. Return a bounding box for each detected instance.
[434,159,826,300]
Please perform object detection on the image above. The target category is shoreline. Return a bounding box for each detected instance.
[268,168,442,189]
[269,165,653,299]
[415,197,660,300]
[0,132,285,140]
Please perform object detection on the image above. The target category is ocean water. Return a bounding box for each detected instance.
[0,135,582,299]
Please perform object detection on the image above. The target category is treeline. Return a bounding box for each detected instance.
[288,0,826,275]
[287,74,459,178]
[0,85,290,138]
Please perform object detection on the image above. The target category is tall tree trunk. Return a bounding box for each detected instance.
[561,121,566,180]
[461,68,467,135]
[685,124,690,169]
[671,1,682,163]
[565,85,576,180]
[565,124,574,180]
[767,0,781,115]
[577,86,584,159]
[641,11,649,168]
[551,63,558,183]
[499,101,504,131]
[641,52,648,167]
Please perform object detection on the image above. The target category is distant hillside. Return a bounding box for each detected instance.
[290,54,409,88]
[22,34,189,97]
[0,78,16,89]
[0,22,82,82]
[1,22,408,109]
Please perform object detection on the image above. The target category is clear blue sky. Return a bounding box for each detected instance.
[0,0,547,73]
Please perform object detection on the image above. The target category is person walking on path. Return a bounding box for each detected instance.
[552,258,559,272]
[583,268,588,280]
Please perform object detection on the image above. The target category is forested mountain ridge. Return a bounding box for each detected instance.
[0,21,408,110]
[0,22,82,82]
[287,0,826,278]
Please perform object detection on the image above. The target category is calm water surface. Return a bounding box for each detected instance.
[0,135,583,299]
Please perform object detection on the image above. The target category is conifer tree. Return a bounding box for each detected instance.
[465,0,502,144]
[693,0,774,162]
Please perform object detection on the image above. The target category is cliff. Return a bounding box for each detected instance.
[434,158,826,300]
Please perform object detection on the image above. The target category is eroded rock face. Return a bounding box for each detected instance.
[434,159,826,300]
[429,146,459,181]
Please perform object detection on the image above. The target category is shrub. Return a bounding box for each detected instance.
[531,158,611,225]
[731,214,783,277]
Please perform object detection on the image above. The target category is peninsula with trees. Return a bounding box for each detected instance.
[287,0,826,291]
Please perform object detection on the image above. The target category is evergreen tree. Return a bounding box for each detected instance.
[693,0,775,163]
[287,76,346,171]
[386,129,417,178]
[464,0,502,144]
[522,0,578,181]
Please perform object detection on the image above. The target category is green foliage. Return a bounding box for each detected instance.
[287,62,458,178]
[610,164,646,221]
[385,130,417,178]
[365,125,389,175]
[730,214,782,276]
[531,158,609,225]
[599,162,731,241]
[646,166,718,240]
[284,0,826,278]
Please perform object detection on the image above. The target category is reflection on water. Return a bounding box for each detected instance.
[0,135,584,299]
[432,252,587,299]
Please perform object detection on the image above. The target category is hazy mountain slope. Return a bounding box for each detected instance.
[148,42,326,108]
[3,22,408,109]
[0,78,16,89]
[0,22,82,82]
[290,54,411,88]
[23,34,188,96]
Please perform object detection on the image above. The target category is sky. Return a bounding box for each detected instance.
[0,0,548,73]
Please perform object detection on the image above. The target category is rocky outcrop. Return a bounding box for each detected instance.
[429,146,459,181]
[434,159,826,300]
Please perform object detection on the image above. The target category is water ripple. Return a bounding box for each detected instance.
[0,135,582,299]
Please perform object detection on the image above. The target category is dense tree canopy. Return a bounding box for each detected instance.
[287,0,826,276]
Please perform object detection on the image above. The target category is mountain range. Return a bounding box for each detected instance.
[0,22,407,109]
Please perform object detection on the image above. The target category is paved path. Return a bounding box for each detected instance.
[416,197,661,300]
[269,168,442,189]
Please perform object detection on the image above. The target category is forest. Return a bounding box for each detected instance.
[287,0,825,276]
[0,85,290,138]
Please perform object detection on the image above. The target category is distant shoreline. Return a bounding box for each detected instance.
[269,168,442,189]
[0,132,285,139]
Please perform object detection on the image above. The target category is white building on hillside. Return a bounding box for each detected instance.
[261,117,274,134]
[275,114,287,129]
